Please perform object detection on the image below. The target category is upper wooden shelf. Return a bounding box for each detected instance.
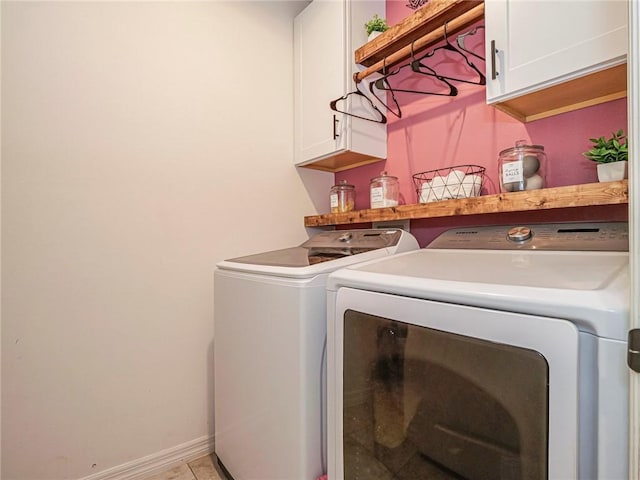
[354,0,484,83]
[355,0,483,67]
[304,180,628,227]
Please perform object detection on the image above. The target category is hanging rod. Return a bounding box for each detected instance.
[354,3,485,84]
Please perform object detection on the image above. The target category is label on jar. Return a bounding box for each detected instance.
[330,193,338,209]
[502,160,524,183]
[370,186,384,208]
[371,187,399,208]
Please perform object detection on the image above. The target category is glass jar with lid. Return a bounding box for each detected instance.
[370,171,399,208]
[498,140,547,192]
[330,180,355,213]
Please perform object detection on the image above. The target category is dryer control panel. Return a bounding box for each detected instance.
[427,222,629,251]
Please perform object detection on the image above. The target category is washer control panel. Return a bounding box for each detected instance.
[302,229,402,250]
[427,222,629,251]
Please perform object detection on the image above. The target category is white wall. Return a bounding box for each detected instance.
[1,2,330,479]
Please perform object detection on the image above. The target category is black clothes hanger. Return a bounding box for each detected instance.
[367,58,403,118]
[381,62,459,97]
[372,65,458,98]
[456,25,485,61]
[413,22,486,86]
[371,48,458,100]
[329,81,387,124]
[397,41,459,97]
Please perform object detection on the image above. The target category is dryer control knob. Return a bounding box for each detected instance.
[507,226,532,242]
[338,232,353,242]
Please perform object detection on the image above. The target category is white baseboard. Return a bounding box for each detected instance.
[79,435,215,480]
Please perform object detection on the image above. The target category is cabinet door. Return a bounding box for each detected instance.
[485,0,628,103]
[294,0,346,165]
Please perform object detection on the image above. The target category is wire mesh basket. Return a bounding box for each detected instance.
[413,165,486,203]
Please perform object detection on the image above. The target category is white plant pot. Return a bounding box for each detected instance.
[368,31,383,42]
[597,161,628,182]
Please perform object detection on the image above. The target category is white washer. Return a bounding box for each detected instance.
[326,222,629,480]
[214,229,418,480]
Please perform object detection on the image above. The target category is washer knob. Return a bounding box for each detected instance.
[507,226,532,242]
[338,232,353,242]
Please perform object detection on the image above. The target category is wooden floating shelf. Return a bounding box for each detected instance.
[355,0,483,68]
[304,180,628,227]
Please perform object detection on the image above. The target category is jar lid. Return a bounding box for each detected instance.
[371,170,398,182]
[499,139,545,156]
[332,179,354,189]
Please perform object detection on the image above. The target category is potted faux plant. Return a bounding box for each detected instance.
[365,14,388,41]
[582,129,628,182]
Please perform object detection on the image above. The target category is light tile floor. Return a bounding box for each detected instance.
[143,453,226,480]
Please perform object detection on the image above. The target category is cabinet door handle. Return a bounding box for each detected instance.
[333,115,339,139]
[490,40,499,80]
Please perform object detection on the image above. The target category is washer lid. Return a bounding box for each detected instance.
[217,229,418,278]
[224,229,405,268]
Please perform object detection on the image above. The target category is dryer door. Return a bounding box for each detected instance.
[328,288,583,480]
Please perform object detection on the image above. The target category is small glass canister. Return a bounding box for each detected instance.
[498,140,547,192]
[330,180,355,213]
[370,171,399,208]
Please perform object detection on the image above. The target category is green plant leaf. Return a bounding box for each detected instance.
[583,129,628,163]
[365,14,388,35]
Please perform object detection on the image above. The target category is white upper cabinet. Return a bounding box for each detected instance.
[485,0,628,105]
[294,0,386,172]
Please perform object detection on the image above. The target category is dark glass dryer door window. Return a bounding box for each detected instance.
[342,310,549,480]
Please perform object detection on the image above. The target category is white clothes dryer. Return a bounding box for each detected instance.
[214,229,418,480]
[326,222,629,480]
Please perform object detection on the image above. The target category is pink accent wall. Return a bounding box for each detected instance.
[336,1,628,246]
